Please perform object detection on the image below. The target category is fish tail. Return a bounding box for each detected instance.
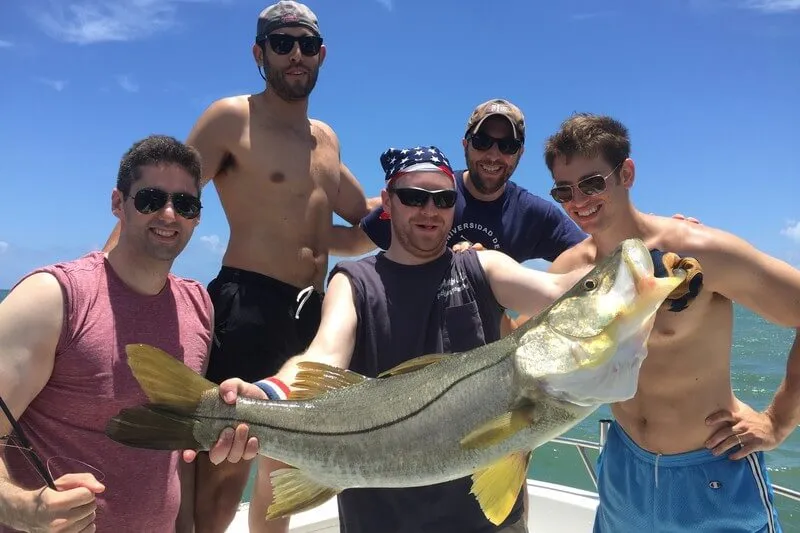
[104,343,218,450]
[105,404,202,450]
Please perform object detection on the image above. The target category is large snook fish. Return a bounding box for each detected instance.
[105,238,685,526]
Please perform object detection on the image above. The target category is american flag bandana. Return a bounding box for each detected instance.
[380,145,455,185]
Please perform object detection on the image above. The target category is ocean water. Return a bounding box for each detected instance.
[1,289,797,528]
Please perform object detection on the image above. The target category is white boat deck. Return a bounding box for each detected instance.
[227,478,600,532]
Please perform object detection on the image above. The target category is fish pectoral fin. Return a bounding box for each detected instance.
[470,451,530,526]
[266,468,340,519]
[377,353,448,378]
[459,406,539,450]
[288,362,369,400]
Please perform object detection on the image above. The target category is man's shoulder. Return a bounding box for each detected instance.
[309,119,339,146]
[549,238,595,273]
[201,95,250,117]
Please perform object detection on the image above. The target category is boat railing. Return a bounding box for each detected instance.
[547,420,800,504]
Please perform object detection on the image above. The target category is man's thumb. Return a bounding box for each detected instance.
[54,472,105,493]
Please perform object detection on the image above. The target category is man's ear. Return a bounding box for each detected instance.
[111,188,124,220]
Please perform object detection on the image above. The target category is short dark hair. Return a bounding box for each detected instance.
[116,135,202,197]
[544,113,630,173]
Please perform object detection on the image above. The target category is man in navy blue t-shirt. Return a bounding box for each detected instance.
[360,99,587,263]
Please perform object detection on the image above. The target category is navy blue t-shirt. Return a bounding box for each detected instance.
[360,170,586,263]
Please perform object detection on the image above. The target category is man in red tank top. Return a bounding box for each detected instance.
[0,135,213,532]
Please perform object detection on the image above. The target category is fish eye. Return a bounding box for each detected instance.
[582,278,598,291]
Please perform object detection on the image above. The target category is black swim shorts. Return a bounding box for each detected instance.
[204,266,322,384]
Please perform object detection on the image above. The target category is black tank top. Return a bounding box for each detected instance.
[329,249,524,533]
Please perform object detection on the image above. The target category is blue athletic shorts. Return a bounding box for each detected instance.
[593,421,781,532]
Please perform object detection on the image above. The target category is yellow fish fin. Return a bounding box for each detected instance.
[288,362,368,400]
[125,343,216,412]
[377,353,448,378]
[470,451,530,526]
[459,406,540,450]
[266,468,341,519]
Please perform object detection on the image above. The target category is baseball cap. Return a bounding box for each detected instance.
[464,99,526,142]
[256,1,321,42]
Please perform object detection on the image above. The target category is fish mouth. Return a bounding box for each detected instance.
[535,239,687,406]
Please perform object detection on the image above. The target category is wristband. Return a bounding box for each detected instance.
[253,377,290,400]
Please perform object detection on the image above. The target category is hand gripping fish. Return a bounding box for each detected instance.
[105,238,685,526]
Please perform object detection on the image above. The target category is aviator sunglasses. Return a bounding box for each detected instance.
[264,33,324,56]
[390,187,458,209]
[467,132,522,155]
[130,187,202,219]
[549,163,622,204]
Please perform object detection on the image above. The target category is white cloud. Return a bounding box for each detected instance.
[0,242,8,254]
[116,74,139,92]
[0,40,13,48]
[37,78,68,91]
[374,0,393,10]
[32,0,223,45]
[199,234,225,255]
[742,0,800,12]
[781,221,800,244]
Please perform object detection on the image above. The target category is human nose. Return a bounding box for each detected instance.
[419,196,437,215]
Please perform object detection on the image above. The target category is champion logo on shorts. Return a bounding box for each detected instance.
[708,480,723,489]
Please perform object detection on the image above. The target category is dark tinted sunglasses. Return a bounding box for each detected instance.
[131,188,202,219]
[467,132,522,155]
[550,163,622,204]
[265,34,323,56]
[390,187,457,209]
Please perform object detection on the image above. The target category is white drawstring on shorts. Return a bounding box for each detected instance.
[295,286,314,319]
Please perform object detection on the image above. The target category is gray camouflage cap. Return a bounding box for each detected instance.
[256,1,321,42]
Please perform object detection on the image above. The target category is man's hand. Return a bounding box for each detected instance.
[18,473,104,533]
[452,241,486,253]
[705,398,787,460]
[181,378,265,465]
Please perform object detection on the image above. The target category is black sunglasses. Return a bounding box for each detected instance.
[130,188,202,219]
[467,132,522,155]
[390,187,457,209]
[264,34,323,56]
[550,163,622,204]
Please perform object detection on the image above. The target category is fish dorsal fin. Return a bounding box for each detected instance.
[377,353,448,378]
[470,451,530,525]
[125,343,216,411]
[460,405,541,450]
[288,362,368,400]
[266,468,341,519]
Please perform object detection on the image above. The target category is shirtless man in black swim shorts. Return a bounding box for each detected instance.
[102,2,374,531]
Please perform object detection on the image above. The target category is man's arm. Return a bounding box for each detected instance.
[0,273,105,530]
[477,250,588,319]
[692,226,800,459]
[182,271,360,465]
[329,162,380,257]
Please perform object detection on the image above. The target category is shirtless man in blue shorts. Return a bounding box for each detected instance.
[539,113,800,532]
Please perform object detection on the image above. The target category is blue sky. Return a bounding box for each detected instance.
[0,0,798,289]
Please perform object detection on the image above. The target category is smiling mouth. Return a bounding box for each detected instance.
[576,205,600,218]
[478,162,502,174]
[414,223,438,231]
[150,228,178,239]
